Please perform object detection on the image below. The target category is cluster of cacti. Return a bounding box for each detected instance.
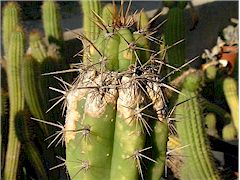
[1,1,238,180]
[1,1,68,179]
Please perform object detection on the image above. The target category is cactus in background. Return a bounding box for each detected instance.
[15,110,48,179]
[29,30,48,63]
[222,122,237,141]
[21,54,48,135]
[205,113,219,138]
[134,10,151,64]
[2,1,236,179]
[175,72,220,180]
[205,65,217,81]
[223,77,238,132]
[81,0,101,41]
[2,2,21,55]
[164,2,187,79]
[4,27,25,180]
[42,1,63,46]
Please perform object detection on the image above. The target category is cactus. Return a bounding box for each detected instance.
[2,1,235,179]
[4,27,25,180]
[205,65,217,81]
[223,77,238,132]
[29,30,48,63]
[21,54,49,135]
[175,72,220,180]
[15,110,48,179]
[2,2,21,55]
[42,1,63,45]
[205,113,219,138]
[81,0,101,41]
[222,122,237,141]
[164,3,186,79]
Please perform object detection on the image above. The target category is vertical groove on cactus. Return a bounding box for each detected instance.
[3,2,20,55]
[223,77,238,132]
[176,73,220,180]
[4,27,25,180]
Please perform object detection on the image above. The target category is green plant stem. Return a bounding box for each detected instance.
[4,27,25,180]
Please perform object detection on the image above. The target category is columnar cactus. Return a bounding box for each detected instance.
[4,27,25,180]
[223,77,238,132]
[164,2,187,79]
[2,2,21,55]
[175,72,220,180]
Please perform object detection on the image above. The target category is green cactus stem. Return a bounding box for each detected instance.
[175,73,220,180]
[146,119,168,180]
[146,82,169,179]
[3,2,21,55]
[4,27,25,180]
[164,6,186,79]
[15,111,48,179]
[110,76,147,180]
[65,71,118,179]
[118,28,136,72]
[102,3,115,27]
[42,1,63,46]
[223,77,238,132]
[1,89,8,172]
[205,65,217,81]
[222,122,237,141]
[205,113,219,138]
[133,10,151,64]
[29,30,48,63]
[81,0,101,41]
[21,54,49,135]
[81,0,101,64]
